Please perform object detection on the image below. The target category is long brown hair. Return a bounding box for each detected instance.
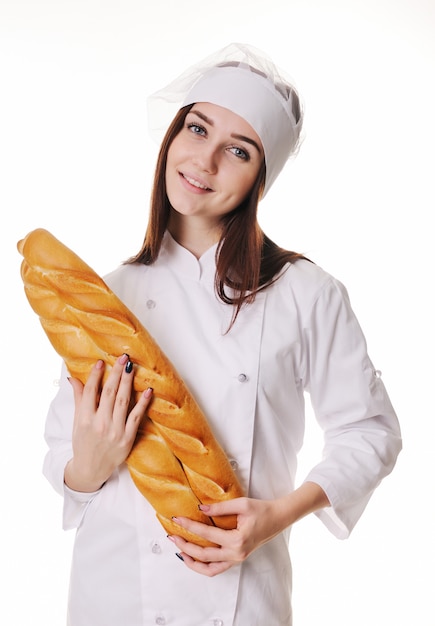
[126,104,309,327]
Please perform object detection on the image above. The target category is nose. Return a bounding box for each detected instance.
[192,143,218,174]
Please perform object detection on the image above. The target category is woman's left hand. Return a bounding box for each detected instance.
[168,483,329,577]
[168,497,280,576]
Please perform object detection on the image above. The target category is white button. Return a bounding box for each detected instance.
[237,373,248,382]
[155,616,166,625]
[213,619,224,626]
[374,369,382,378]
[151,542,162,554]
[229,459,239,471]
[146,299,156,309]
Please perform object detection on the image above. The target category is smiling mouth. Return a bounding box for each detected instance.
[181,173,212,191]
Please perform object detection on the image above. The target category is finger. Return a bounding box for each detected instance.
[199,497,246,519]
[124,387,153,441]
[67,375,84,405]
[170,534,224,568]
[79,359,106,410]
[98,354,129,412]
[170,517,230,559]
[175,551,233,577]
[111,355,137,425]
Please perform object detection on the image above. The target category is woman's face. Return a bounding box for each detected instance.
[165,102,264,228]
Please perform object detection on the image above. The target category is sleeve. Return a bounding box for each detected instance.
[42,362,101,530]
[302,276,402,539]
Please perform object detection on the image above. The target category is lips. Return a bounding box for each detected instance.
[180,172,213,192]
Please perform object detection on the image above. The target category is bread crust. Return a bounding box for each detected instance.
[18,228,243,545]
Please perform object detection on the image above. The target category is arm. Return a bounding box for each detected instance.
[168,276,401,573]
[167,482,330,576]
[303,277,402,538]
[43,355,152,529]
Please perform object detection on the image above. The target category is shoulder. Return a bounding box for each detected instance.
[271,259,353,322]
[280,258,342,299]
[103,263,149,301]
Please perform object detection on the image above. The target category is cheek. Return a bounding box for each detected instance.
[165,143,181,183]
[166,143,176,169]
[234,170,259,200]
[166,136,182,168]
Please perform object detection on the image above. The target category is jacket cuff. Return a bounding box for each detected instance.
[62,483,101,531]
[303,474,373,540]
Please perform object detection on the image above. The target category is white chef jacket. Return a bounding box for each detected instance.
[43,232,401,626]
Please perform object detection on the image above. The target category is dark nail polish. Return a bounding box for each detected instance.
[125,360,133,374]
[175,553,184,562]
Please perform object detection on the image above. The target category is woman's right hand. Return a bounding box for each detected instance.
[64,354,153,493]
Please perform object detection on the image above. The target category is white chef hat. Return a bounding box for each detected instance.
[147,43,303,197]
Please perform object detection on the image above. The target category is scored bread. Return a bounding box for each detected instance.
[17,228,243,545]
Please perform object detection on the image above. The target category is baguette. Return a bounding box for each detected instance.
[17,228,243,545]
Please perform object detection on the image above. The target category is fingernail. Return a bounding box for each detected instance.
[144,387,153,398]
[175,553,184,562]
[118,353,129,365]
[166,534,175,543]
[67,377,72,385]
[125,360,133,374]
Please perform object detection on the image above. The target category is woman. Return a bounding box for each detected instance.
[43,43,402,625]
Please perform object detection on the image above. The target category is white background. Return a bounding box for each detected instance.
[1,0,434,624]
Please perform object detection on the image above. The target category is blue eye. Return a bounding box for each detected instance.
[187,123,206,136]
[229,146,249,160]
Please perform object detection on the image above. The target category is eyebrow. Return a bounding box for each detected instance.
[189,108,262,155]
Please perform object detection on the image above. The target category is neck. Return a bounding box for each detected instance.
[168,211,221,259]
